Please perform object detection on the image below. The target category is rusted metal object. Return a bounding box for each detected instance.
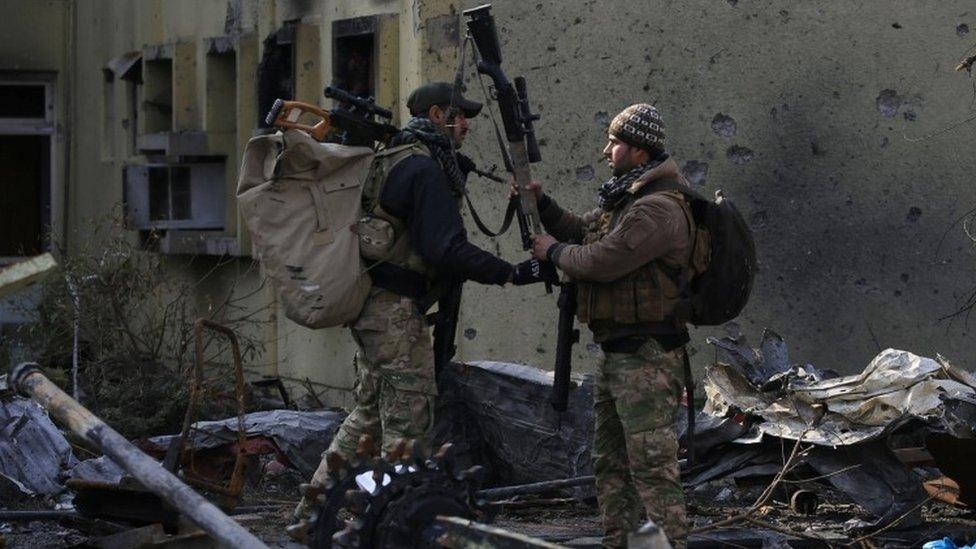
[9,362,268,549]
[162,318,248,506]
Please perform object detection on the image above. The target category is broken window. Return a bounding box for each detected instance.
[124,162,225,231]
[332,17,378,102]
[101,69,115,159]
[143,58,173,134]
[257,24,296,130]
[0,76,54,261]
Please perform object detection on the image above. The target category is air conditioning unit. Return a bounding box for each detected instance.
[123,162,225,230]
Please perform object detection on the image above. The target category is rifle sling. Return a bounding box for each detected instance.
[462,190,518,238]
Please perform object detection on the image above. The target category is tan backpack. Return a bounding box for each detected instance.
[237,129,375,328]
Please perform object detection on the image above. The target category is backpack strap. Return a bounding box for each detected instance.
[631,179,701,324]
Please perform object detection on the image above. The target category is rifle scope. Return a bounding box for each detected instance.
[324,86,393,120]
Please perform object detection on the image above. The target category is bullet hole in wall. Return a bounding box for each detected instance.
[710,113,737,137]
[958,24,970,37]
[906,207,922,223]
[594,111,610,126]
[463,328,477,340]
[681,160,708,186]
[876,89,901,118]
[750,210,769,229]
[575,165,595,182]
[726,145,754,165]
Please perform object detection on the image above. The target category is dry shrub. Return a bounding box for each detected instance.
[16,217,269,438]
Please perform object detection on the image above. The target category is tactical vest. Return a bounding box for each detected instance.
[357,143,432,276]
[575,189,709,339]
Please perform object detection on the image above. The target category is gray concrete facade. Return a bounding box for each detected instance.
[0,1,973,404]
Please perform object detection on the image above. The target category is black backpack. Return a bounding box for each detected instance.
[639,181,757,326]
[683,188,757,325]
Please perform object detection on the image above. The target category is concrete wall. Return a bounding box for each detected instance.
[2,0,974,406]
[454,0,976,377]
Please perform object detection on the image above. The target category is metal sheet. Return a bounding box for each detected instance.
[0,396,78,495]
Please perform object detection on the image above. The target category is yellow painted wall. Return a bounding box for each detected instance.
[0,0,463,408]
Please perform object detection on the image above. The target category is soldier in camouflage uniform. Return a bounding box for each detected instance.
[287,82,554,541]
[528,104,707,548]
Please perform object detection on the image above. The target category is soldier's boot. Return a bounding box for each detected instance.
[286,482,326,543]
[287,447,354,542]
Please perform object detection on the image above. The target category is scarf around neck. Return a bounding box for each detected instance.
[597,159,661,212]
[391,117,466,196]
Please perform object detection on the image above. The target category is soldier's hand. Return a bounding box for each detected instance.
[530,234,558,261]
[512,258,559,286]
[509,179,544,201]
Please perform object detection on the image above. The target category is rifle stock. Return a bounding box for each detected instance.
[263,86,399,147]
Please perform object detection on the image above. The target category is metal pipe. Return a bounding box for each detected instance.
[9,362,268,549]
[475,475,595,501]
[0,510,85,522]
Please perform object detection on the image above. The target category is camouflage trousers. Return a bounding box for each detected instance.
[308,287,436,488]
[593,338,688,548]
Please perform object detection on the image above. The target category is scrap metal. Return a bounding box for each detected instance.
[9,362,268,549]
[162,318,248,506]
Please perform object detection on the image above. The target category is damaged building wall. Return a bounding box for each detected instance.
[453,0,976,377]
[2,0,975,407]
[0,0,465,406]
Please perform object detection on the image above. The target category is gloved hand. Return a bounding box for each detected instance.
[512,258,559,286]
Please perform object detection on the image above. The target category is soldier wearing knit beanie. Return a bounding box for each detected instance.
[525,100,692,548]
[609,103,666,154]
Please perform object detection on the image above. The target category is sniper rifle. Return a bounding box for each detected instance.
[463,4,577,411]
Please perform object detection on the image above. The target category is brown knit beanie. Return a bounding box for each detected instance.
[609,103,665,153]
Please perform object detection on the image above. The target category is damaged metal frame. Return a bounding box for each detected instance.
[161,318,248,507]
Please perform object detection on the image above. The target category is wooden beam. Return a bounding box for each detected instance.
[0,253,57,299]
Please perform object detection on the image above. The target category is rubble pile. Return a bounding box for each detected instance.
[2,330,976,547]
[679,325,976,544]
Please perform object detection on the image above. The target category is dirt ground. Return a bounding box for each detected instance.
[3,470,976,548]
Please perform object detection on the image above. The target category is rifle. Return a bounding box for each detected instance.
[263,86,399,146]
[464,5,577,411]
[430,282,463,382]
[550,280,579,412]
[463,5,547,282]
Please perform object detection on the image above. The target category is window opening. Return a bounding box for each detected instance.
[0,135,50,256]
[0,73,54,261]
[332,17,377,102]
[0,84,46,119]
[101,69,116,159]
[257,24,296,130]
[144,58,173,133]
